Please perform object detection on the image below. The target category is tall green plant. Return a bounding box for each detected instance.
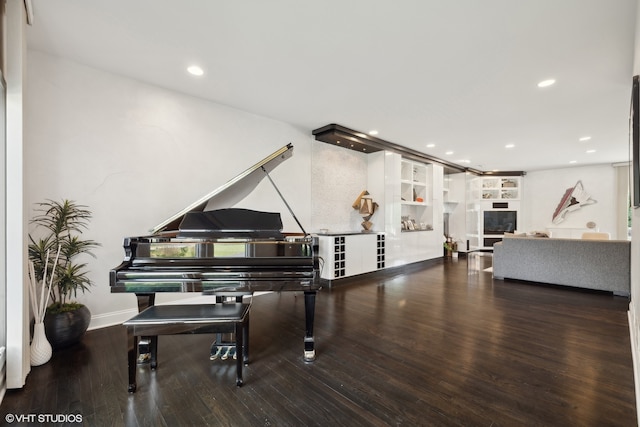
[28,199,100,313]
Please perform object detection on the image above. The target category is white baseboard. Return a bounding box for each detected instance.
[627,307,640,426]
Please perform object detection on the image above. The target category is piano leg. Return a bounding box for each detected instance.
[135,293,156,363]
[304,291,316,362]
[127,330,138,393]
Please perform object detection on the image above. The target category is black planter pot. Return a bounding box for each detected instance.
[44,305,91,349]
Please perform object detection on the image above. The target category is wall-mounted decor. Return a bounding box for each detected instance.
[552,180,597,224]
[353,190,378,231]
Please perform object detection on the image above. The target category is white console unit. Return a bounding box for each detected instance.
[317,233,385,281]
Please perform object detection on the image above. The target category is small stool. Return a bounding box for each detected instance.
[124,303,250,392]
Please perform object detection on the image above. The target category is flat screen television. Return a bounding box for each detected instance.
[484,211,517,235]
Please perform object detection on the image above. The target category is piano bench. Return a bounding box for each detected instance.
[123,303,250,392]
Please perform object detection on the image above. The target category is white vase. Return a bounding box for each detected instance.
[30,321,52,366]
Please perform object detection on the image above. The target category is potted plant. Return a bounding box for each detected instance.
[444,236,453,257]
[28,199,100,349]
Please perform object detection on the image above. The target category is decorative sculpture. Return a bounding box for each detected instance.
[552,180,596,224]
[352,190,378,231]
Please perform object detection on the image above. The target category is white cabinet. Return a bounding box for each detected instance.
[364,151,444,268]
[467,176,522,250]
[318,233,385,281]
[345,235,377,277]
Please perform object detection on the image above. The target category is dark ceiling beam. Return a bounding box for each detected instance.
[312,124,525,176]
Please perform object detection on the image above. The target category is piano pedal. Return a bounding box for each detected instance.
[221,346,232,361]
[210,346,222,361]
[229,346,237,360]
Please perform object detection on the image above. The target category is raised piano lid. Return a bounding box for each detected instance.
[151,144,293,234]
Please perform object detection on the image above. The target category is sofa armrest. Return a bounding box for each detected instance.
[492,242,505,279]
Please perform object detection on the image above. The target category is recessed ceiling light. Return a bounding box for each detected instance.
[457,159,471,164]
[579,136,592,142]
[505,144,515,149]
[369,130,378,136]
[569,160,577,164]
[445,151,454,155]
[537,79,556,88]
[426,143,435,148]
[187,65,204,76]
[586,149,596,154]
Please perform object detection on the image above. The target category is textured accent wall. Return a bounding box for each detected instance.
[311,141,369,232]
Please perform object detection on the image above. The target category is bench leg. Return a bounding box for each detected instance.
[235,322,243,387]
[127,328,138,393]
[150,336,158,370]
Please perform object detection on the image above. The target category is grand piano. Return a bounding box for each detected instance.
[110,144,320,361]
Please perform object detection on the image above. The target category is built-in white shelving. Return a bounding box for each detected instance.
[400,159,432,231]
[467,176,522,250]
[481,177,520,200]
[401,159,428,204]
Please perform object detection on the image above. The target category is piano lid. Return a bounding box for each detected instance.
[151,144,293,234]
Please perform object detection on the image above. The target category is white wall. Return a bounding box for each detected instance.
[521,164,618,238]
[25,51,314,328]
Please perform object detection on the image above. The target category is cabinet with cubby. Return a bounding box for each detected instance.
[481,177,520,200]
[317,233,384,281]
[400,159,432,231]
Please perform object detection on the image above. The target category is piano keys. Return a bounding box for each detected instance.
[109,144,320,361]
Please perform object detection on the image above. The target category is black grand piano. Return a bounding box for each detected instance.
[109,144,320,361]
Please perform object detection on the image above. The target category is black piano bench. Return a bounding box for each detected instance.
[123,303,250,392]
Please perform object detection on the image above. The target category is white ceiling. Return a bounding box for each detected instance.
[26,0,639,172]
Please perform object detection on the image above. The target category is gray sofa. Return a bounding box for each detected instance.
[492,235,630,296]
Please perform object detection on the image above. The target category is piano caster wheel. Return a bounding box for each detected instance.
[236,379,243,387]
[128,384,137,393]
[150,361,157,370]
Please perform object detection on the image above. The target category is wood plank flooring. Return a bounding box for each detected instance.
[1,254,636,426]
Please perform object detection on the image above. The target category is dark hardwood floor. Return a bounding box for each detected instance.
[1,254,636,426]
